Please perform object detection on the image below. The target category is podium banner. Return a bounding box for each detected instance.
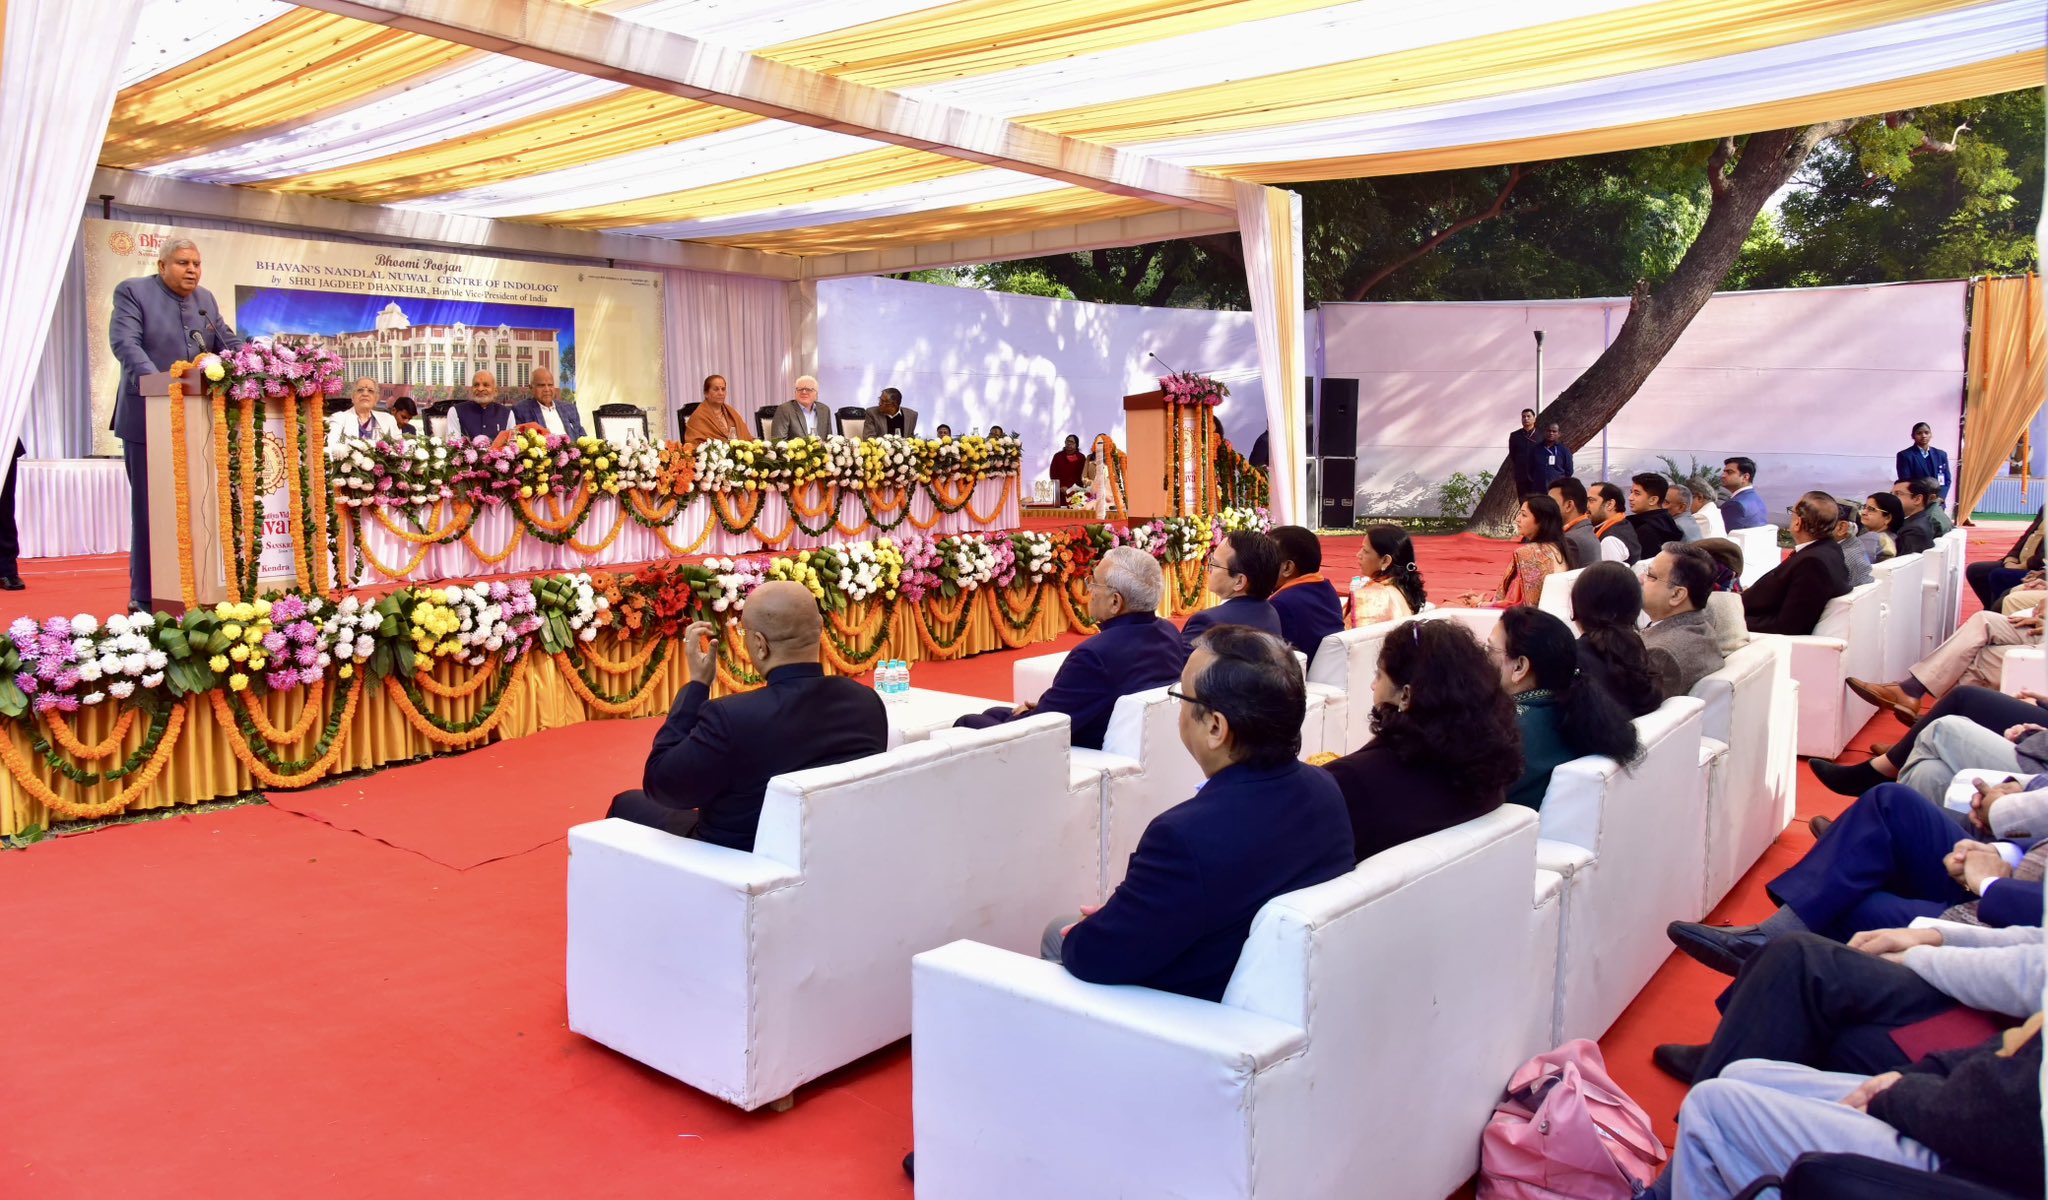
[84,218,667,457]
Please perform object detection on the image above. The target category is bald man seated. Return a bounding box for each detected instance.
[454,370,513,440]
[511,367,584,439]
[606,581,889,849]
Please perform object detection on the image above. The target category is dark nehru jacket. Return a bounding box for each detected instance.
[1061,759,1355,1001]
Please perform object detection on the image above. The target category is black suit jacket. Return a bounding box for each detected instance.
[642,663,888,850]
[455,401,513,440]
[1894,510,1937,556]
[1743,538,1851,636]
[1321,740,1503,864]
[1062,759,1354,1002]
[1627,510,1684,559]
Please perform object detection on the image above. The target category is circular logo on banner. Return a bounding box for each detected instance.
[107,231,136,256]
[259,429,290,494]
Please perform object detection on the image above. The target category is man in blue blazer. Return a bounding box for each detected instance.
[1266,525,1342,662]
[1718,456,1770,530]
[108,237,243,611]
[454,370,513,440]
[1896,422,1951,501]
[607,581,887,849]
[510,367,584,439]
[1050,625,1355,1001]
[1667,779,2042,976]
[1180,529,1284,651]
[953,546,1186,749]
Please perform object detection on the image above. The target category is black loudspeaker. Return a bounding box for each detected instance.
[1318,459,1355,529]
[1317,378,1359,458]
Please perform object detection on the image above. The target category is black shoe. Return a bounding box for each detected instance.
[1667,920,1767,976]
[0,575,22,591]
[1808,814,1833,839]
[127,601,152,615]
[1651,1042,1708,1084]
[902,1153,914,1181]
[1809,757,1883,797]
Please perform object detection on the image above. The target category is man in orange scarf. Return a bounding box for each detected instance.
[1267,525,1342,664]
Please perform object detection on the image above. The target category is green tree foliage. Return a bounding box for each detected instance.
[928,88,2037,307]
[1735,90,2042,288]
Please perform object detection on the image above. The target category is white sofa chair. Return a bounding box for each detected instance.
[1534,695,1708,1042]
[564,714,1099,1110]
[1921,527,1969,654]
[1731,524,1781,589]
[1538,566,1584,632]
[1304,619,1410,753]
[1690,635,1797,910]
[1871,552,1929,686]
[909,805,1545,1200]
[1786,581,1883,759]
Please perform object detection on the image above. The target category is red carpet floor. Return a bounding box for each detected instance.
[0,527,2003,1198]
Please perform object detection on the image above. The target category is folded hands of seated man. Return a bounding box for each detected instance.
[1846,925,1943,963]
[1944,840,2012,892]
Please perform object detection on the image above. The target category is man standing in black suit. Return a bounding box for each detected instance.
[1045,625,1355,1002]
[607,581,887,848]
[1507,408,1542,497]
[1743,492,1852,636]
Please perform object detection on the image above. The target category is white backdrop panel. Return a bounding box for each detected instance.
[816,277,1268,471]
[1324,280,1968,515]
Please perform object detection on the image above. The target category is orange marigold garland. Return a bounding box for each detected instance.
[410,660,498,701]
[381,654,525,749]
[0,701,188,822]
[212,384,238,602]
[237,390,260,592]
[965,474,1015,525]
[231,681,326,745]
[166,359,201,609]
[213,674,362,789]
[284,398,312,593]
[42,707,140,761]
[554,649,668,716]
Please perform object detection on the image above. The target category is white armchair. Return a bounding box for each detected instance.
[1538,566,1584,633]
[564,714,1098,1110]
[910,806,1544,1200]
[1921,527,1969,656]
[1534,695,1708,1042]
[1305,619,1408,753]
[1785,581,1883,759]
[2000,645,2048,697]
[1731,524,1782,589]
[1871,552,1929,685]
[1690,635,1797,909]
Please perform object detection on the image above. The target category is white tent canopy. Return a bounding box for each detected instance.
[5,0,2042,519]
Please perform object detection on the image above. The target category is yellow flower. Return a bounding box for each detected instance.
[244,627,264,645]
[208,654,229,672]
[248,655,267,671]
[227,674,249,692]
[229,644,250,663]
[252,598,273,618]
[221,622,244,640]
[338,663,354,679]
[520,485,534,498]
[437,639,462,656]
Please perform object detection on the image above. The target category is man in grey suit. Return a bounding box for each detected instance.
[767,374,834,440]
[862,387,919,439]
[109,236,243,612]
[1665,483,1702,542]
[1641,543,1727,696]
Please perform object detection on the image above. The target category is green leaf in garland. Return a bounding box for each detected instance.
[392,641,416,679]
[158,626,189,659]
[0,676,26,719]
[368,642,393,681]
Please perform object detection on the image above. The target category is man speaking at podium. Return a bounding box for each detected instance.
[109,237,242,613]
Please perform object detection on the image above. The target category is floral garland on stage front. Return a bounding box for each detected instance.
[328,431,1023,560]
[0,508,1266,828]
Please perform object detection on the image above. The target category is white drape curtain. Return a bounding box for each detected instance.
[27,232,90,457]
[1234,182,1307,523]
[0,0,144,466]
[661,268,796,438]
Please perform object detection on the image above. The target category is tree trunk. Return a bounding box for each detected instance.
[1463,122,1861,532]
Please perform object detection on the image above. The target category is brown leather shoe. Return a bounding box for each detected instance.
[1846,677,1921,726]
[1867,742,1893,758]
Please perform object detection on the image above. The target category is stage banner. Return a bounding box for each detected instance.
[82,218,668,457]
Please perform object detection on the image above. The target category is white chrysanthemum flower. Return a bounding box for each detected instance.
[122,653,148,676]
[76,661,102,682]
[81,691,106,706]
[141,671,164,689]
[144,649,167,670]
[71,613,100,637]
[107,680,136,699]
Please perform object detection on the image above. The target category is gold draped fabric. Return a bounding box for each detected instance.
[1958,275,2046,523]
[0,563,1212,835]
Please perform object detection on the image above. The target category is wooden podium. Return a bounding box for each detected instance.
[1121,390,1170,520]
[141,367,319,613]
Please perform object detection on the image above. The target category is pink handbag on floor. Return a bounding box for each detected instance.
[1477,1039,1667,1198]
